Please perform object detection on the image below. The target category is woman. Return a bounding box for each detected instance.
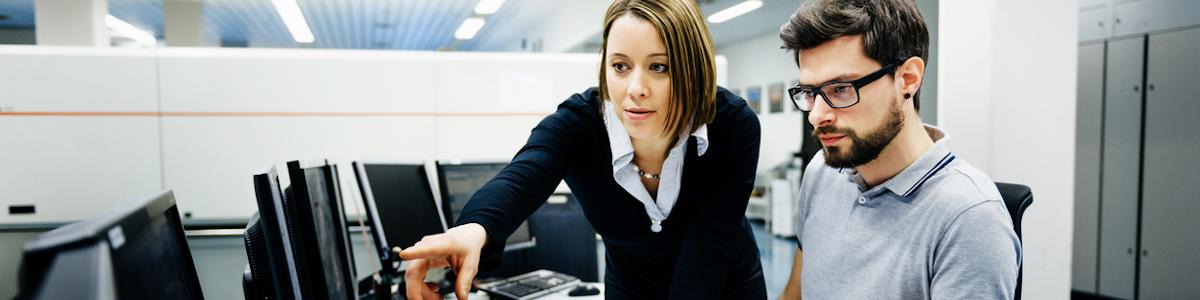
[399,0,765,299]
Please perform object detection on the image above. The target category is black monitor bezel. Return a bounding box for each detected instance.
[352,160,446,270]
[433,160,536,251]
[18,190,204,299]
[249,166,303,299]
[285,159,357,300]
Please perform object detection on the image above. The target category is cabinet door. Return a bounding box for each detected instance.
[1073,41,1105,293]
[1098,36,1143,300]
[1139,27,1200,299]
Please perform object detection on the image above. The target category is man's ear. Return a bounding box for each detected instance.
[896,56,925,100]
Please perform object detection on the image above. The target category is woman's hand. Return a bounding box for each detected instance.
[396,223,489,300]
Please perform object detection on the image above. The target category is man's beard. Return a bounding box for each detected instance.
[814,104,904,168]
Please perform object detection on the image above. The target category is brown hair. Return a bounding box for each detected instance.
[779,0,928,110]
[598,0,717,138]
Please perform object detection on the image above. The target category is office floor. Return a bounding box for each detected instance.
[750,221,798,299]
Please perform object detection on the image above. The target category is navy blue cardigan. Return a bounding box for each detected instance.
[456,87,766,299]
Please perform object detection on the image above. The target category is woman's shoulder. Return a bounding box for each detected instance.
[549,87,601,118]
[534,87,604,133]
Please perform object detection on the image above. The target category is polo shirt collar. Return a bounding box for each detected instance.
[844,124,955,198]
[880,124,955,197]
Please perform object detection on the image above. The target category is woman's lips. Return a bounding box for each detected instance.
[625,108,655,121]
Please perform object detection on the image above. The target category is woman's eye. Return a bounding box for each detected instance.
[650,63,669,73]
[612,62,629,72]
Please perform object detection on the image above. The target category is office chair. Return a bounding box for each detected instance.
[478,194,600,282]
[995,182,1033,300]
[526,194,600,282]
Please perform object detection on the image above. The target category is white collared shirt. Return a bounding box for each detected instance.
[603,101,709,233]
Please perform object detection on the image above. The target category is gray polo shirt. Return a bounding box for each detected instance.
[794,125,1021,299]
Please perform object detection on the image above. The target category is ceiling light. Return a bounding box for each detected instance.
[455,18,486,40]
[270,0,315,43]
[475,0,507,14]
[105,15,156,47]
[707,0,763,24]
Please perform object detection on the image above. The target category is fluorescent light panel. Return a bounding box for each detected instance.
[455,18,486,40]
[105,15,156,46]
[271,0,315,43]
[707,0,763,23]
[475,0,506,14]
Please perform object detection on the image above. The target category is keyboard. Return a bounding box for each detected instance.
[476,269,580,300]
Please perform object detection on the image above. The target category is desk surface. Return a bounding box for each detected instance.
[441,283,604,300]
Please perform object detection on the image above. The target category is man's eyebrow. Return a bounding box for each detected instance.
[798,73,862,86]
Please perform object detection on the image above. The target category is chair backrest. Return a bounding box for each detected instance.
[994,182,1033,238]
[527,194,600,282]
[476,194,600,282]
[994,182,1032,300]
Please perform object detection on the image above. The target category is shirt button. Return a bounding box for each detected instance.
[857,197,867,204]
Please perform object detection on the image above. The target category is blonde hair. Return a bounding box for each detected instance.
[598,0,717,138]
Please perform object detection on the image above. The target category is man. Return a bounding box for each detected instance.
[777,0,1021,299]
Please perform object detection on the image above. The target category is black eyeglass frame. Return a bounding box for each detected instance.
[788,61,900,112]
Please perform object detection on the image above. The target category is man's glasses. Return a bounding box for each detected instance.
[788,62,899,112]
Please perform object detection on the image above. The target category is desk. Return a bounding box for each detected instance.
[441,283,604,300]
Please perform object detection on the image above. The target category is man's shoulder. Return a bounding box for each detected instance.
[919,159,1006,222]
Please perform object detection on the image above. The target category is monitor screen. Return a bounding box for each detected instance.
[438,162,533,249]
[355,162,446,254]
[285,160,356,300]
[18,191,204,299]
[110,204,202,299]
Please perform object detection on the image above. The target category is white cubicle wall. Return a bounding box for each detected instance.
[0,46,726,224]
[0,48,164,225]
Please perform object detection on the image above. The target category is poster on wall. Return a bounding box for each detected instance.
[768,82,785,114]
[745,86,762,114]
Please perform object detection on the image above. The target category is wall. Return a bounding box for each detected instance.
[716,32,804,171]
[0,46,731,225]
[939,0,1078,299]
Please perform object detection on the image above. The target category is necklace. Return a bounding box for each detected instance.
[632,163,660,180]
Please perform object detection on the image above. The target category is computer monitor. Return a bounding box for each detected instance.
[352,161,446,269]
[283,159,357,300]
[242,166,302,299]
[17,190,204,300]
[435,160,535,250]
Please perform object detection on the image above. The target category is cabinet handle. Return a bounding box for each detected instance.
[1149,84,1155,91]
[1134,85,1140,92]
